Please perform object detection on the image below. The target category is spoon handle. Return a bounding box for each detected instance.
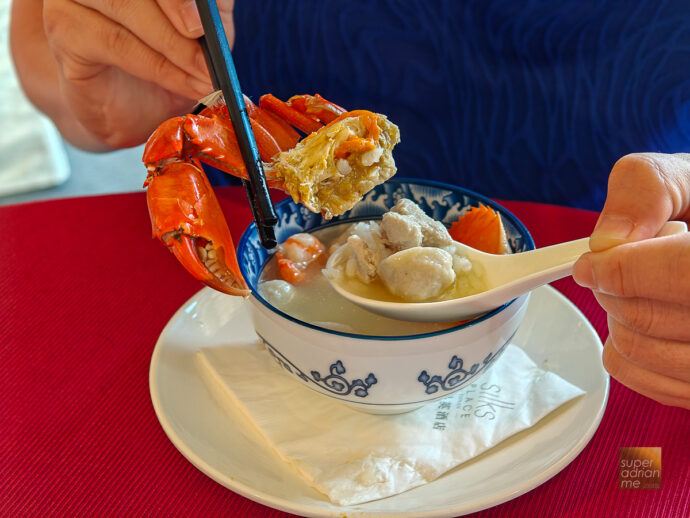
[490,238,590,287]
[490,220,688,289]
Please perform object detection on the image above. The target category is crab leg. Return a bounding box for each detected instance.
[198,97,295,158]
[259,94,324,134]
[144,114,282,184]
[243,95,300,151]
[287,94,346,123]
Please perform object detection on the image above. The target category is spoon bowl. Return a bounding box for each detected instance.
[326,221,687,323]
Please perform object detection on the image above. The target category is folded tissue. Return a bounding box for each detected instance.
[198,343,584,506]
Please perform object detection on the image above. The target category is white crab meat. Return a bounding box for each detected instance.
[382,198,453,248]
[360,147,384,166]
[343,221,389,283]
[380,211,423,251]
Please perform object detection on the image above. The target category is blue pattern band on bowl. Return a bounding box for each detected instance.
[259,333,378,398]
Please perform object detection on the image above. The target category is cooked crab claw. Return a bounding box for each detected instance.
[145,160,250,296]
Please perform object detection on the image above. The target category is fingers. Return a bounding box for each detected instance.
[67,79,196,148]
[157,0,236,46]
[44,0,211,100]
[602,338,690,409]
[573,232,690,304]
[590,153,690,252]
[573,153,690,412]
[69,0,213,93]
[595,292,690,342]
[607,316,690,381]
[159,0,204,37]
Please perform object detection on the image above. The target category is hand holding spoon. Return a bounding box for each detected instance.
[326,220,687,323]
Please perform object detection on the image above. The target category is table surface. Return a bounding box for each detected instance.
[1,188,688,517]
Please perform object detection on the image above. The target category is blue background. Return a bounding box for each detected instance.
[209,0,690,211]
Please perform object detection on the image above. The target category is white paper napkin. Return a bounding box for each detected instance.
[198,343,584,506]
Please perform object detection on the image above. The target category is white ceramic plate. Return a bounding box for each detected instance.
[150,285,609,517]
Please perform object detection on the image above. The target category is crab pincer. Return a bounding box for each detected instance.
[145,160,250,296]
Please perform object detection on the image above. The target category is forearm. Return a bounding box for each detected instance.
[10,0,112,151]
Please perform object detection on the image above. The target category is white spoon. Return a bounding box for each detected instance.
[325,220,687,323]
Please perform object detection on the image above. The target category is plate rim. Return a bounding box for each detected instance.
[149,285,609,517]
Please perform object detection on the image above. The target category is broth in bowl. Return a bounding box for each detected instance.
[257,197,503,334]
[258,223,459,336]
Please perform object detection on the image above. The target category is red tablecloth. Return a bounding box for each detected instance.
[1,188,688,517]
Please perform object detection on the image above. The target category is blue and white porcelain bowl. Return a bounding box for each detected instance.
[238,179,534,414]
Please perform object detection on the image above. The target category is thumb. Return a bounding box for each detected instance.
[590,153,690,252]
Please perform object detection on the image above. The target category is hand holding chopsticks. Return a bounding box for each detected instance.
[194,0,278,249]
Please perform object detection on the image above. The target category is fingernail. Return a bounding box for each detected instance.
[590,215,635,252]
[180,0,203,34]
[572,254,596,289]
[188,75,214,99]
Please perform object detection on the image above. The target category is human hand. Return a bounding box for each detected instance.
[13,0,234,150]
[572,153,690,409]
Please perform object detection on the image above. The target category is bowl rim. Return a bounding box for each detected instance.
[238,177,535,341]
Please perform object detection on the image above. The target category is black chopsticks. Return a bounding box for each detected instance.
[195,0,277,249]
